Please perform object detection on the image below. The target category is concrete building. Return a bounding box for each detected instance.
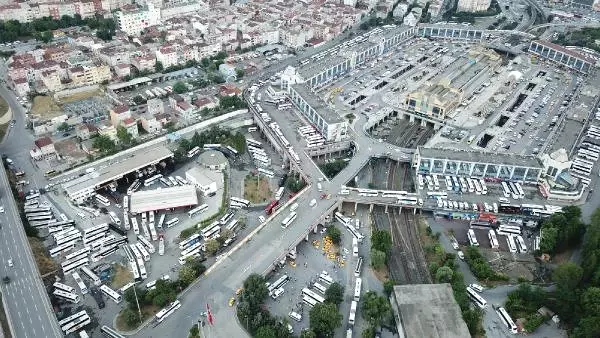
[197,150,228,171]
[540,148,572,181]
[219,63,237,82]
[405,46,501,120]
[129,185,198,213]
[413,147,543,183]
[528,40,595,74]
[31,137,57,160]
[390,284,470,338]
[457,0,491,12]
[110,105,132,127]
[186,167,219,196]
[114,4,161,36]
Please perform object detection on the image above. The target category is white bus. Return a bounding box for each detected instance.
[349,301,357,326]
[246,138,262,148]
[123,212,130,230]
[281,211,297,228]
[156,300,181,323]
[497,226,521,236]
[144,174,163,187]
[466,178,475,193]
[159,177,172,187]
[302,288,325,303]
[479,179,488,194]
[467,229,479,246]
[138,235,155,254]
[179,233,201,250]
[165,217,179,228]
[248,127,258,132]
[135,243,150,262]
[101,326,126,338]
[131,217,139,235]
[515,235,527,253]
[353,278,362,302]
[219,212,234,225]
[72,272,88,294]
[50,242,76,257]
[496,307,518,334]
[319,273,334,286]
[60,311,90,334]
[258,168,275,178]
[313,282,327,294]
[302,295,317,308]
[53,289,80,303]
[188,204,209,218]
[466,286,487,309]
[54,281,76,294]
[80,266,102,286]
[127,179,141,194]
[95,194,111,206]
[515,182,525,199]
[508,182,520,199]
[100,285,122,304]
[62,258,89,274]
[230,197,250,207]
[354,257,363,277]
[488,230,499,249]
[25,192,40,201]
[156,214,165,230]
[506,235,518,253]
[268,275,290,295]
[168,176,179,186]
[108,211,121,226]
[275,187,285,201]
[187,146,201,158]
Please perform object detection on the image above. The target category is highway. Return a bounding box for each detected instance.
[0,87,62,337]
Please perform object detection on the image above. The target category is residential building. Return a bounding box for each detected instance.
[122,118,139,139]
[131,55,156,72]
[110,105,132,126]
[10,77,30,97]
[98,124,119,143]
[32,137,57,160]
[457,0,491,12]
[76,124,98,140]
[114,4,161,36]
[40,70,63,92]
[155,46,179,69]
[218,63,237,82]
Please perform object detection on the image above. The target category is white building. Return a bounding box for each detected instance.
[457,0,491,12]
[114,4,161,36]
[185,167,218,196]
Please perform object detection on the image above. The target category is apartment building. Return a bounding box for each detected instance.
[457,0,491,12]
[114,4,161,36]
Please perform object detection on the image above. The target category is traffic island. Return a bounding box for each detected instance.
[0,95,12,142]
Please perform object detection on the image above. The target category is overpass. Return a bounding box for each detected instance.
[527,21,600,32]
[416,24,537,40]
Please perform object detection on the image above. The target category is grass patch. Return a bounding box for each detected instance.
[243,175,271,203]
[0,294,12,338]
[28,237,59,276]
[31,96,62,118]
[0,95,7,114]
[0,123,8,142]
[115,304,159,331]
[111,263,133,289]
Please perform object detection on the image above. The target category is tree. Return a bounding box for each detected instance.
[189,325,200,338]
[155,61,164,72]
[361,291,392,327]
[205,239,220,256]
[309,302,342,337]
[116,125,133,145]
[178,265,197,286]
[200,57,210,68]
[173,81,188,94]
[326,226,341,245]
[92,134,116,153]
[362,327,375,338]
[383,280,395,297]
[370,249,386,269]
[582,287,600,314]
[255,325,277,338]
[371,230,392,254]
[121,308,141,327]
[324,282,344,306]
[57,122,69,132]
[236,68,245,79]
[553,262,584,291]
[299,330,317,338]
[435,266,454,283]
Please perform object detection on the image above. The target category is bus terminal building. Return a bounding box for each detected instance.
[412,147,543,183]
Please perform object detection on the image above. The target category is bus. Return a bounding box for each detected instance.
[165,217,179,228]
[497,226,521,236]
[349,301,357,326]
[313,282,327,294]
[62,258,89,274]
[258,168,275,178]
[515,235,527,253]
[54,281,76,294]
[466,286,487,309]
[246,139,262,148]
[354,257,363,277]
[138,235,155,253]
[473,179,482,194]
[127,179,141,194]
[508,182,520,199]
[81,266,102,286]
[515,182,525,199]
[289,149,300,163]
[302,295,317,308]
[230,197,250,207]
[219,212,234,225]
[319,273,334,286]
[144,174,163,187]
[203,144,221,150]
[188,204,209,218]
[265,200,279,215]
[71,272,88,295]
[496,307,518,334]
[28,215,54,222]
[25,192,40,201]
[122,195,129,211]
[302,288,325,303]
[156,214,165,230]
[281,211,297,228]
[506,235,518,253]
[160,177,172,187]
[60,310,90,334]
[168,176,179,186]
[53,289,80,303]
[275,187,285,201]
[108,211,121,226]
[100,285,122,304]
[353,278,362,301]
[467,229,479,246]
[135,243,150,262]
[426,191,448,199]
[156,300,181,323]
[202,224,221,240]
[248,127,258,132]
[131,217,139,235]
[268,275,290,295]
[179,233,201,250]
[95,194,111,207]
[466,178,475,193]
[187,146,201,158]
[101,325,126,338]
[451,176,460,192]
[488,230,499,249]
[479,179,488,195]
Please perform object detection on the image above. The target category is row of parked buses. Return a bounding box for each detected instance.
[340,187,423,206]
[419,174,489,195]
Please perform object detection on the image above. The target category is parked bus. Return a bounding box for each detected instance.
[467,229,479,246]
[165,217,179,228]
[268,275,290,295]
[95,194,111,206]
[466,286,487,309]
[313,282,327,294]
[488,230,499,249]
[54,281,76,294]
[71,272,88,295]
[127,179,141,194]
[100,285,122,303]
[230,197,250,207]
[108,211,121,226]
[302,288,325,303]
[349,301,357,326]
[188,204,209,218]
[496,307,518,334]
[179,234,201,250]
[248,127,258,132]
[515,235,527,253]
[319,273,334,286]
[281,211,297,228]
[479,179,488,194]
[144,174,163,187]
[275,187,285,201]
[258,168,275,178]
[25,192,40,201]
[81,266,102,286]
[59,310,89,334]
[506,235,517,253]
[201,224,220,240]
[53,289,80,303]
[515,182,525,199]
[302,295,317,308]
[246,139,262,148]
[100,325,126,338]
[156,300,181,323]
[187,146,201,158]
[353,278,362,302]
[354,257,363,277]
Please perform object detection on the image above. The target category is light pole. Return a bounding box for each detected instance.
[132,283,143,324]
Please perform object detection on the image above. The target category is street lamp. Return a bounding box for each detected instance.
[132,283,143,324]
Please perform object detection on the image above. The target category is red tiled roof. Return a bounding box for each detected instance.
[34,136,53,148]
[113,105,129,114]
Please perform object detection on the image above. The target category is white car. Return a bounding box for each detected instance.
[258,215,266,223]
[0,206,4,213]
[7,259,13,267]
[451,241,459,250]
[457,251,464,260]
[309,199,317,207]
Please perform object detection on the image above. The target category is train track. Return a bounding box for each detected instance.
[387,160,397,190]
[386,209,411,284]
[400,208,431,284]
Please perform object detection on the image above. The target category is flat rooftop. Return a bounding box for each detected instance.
[418,146,542,168]
[290,84,344,124]
[130,185,198,213]
[392,284,470,338]
[63,145,173,196]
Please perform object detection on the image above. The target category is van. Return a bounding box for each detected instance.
[340,190,350,195]
[469,283,484,293]
[290,203,299,212]
[309,199,317,207]
[317,183,322,192]
[271,287,284,299]
[288,311,302,322]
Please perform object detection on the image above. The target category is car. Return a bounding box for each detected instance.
[62,133,70,137]
[2,276,10,284]
[457,251,464,260]
[7,259,13,267]
[236,288,243,296]
[258,215,266,223]
[0,206,4,213]
[451,241,459,250]
[228,297,236,306]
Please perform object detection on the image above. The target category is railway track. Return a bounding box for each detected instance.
[387,160,397,190]
[400,209,431,283]
[387,209,411,284]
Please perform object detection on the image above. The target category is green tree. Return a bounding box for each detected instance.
[362,327,375,338]
[121,308,141,327]
[155,61,164,72]
[173,81,188,94]
[553,262,584,291]
[285,174,306,193]
[370,249,386,269]
[582,287,600,314]
[383,280,395,297]
[189,325,200,338]
[299,329,317,338]
[324,282,344,306]
[255,325,277,338]
[57,122,69,132]
[178,265,197,286]
[361,291,392,327]
[235,68,245,78]
[200,57,211,68]
[371,230,392,254]
[116,125,133,144]
[435,266,454,283]
[92,134,116,153]
[573,316,600,338]
[309,302,342,338]
[205,239,220,256]
[326,226,341,245]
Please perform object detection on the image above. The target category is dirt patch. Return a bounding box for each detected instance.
[54,139,88,160]
[116,305,159,331]
[0,294,12,338]
[28,237,59,276]
[111,263,133,289]
[55,89,103,105]
[371,266,390,281]
[551,247,575,264]
[31,96,62,118]
[0,95,7,114]
[243,175,272,203]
